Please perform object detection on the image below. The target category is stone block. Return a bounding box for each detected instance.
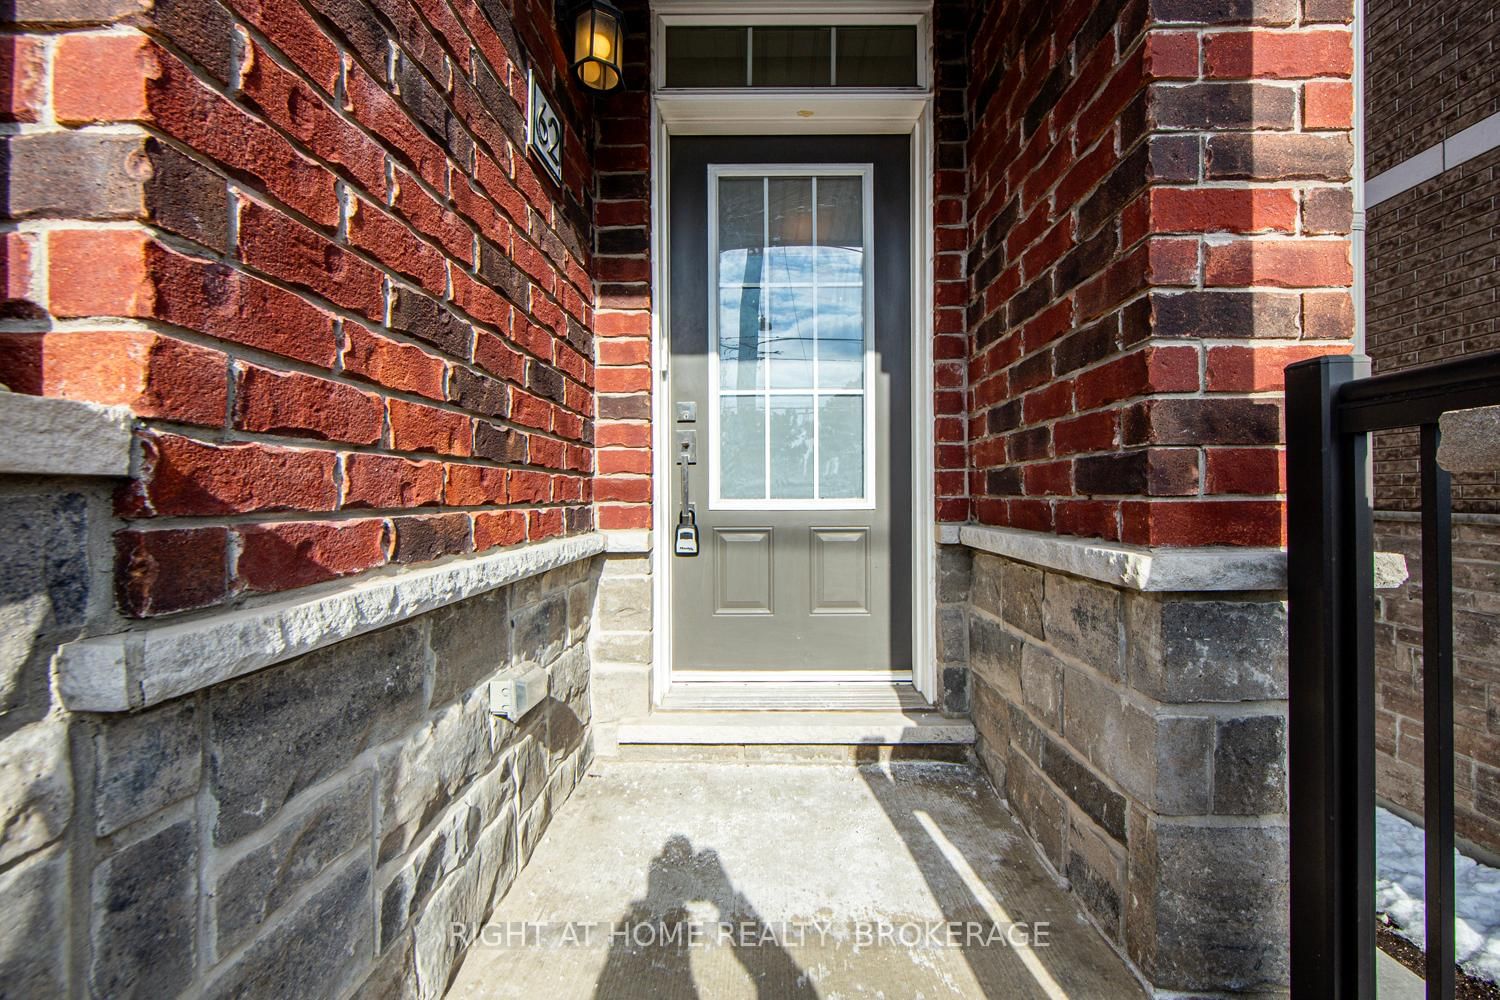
[936,544,972,602]
[968,612,1022,700]
[512,591,567,669]
[0,717,73,865]
[1020,644,1064,729]
[1012,705,1127,842]
[1438,404,1500,473]
[209,621,428,844]
[1042,572,1121,677]
[0,492,91,713]
[566,578,593,644]
[1066,814,1124,938]
[1002,561,1045,638]
[1213,714,1288,815]
[1126,594,1288,703]
[970,676,1011,761]
[601,554,650,578]
[379,795,483,951]
[940,664,969,715]
[1004,746,1066,870]
[91,818,197,999]
[590,630,652,664]
[594,576,650,632]
[202,856,372,1000]
[354,929,416,1000]
[412,809,516,1000]
[936,606,967,663]
[215,770,373,956]
[1060,668,1212,815]
[970,552,1003,617]
[1127,819,1290,992]
[378,692,493,864]
[428,588,509,707]
[0,845,67,996]
[590,661,651,723]
[93,698,200,836]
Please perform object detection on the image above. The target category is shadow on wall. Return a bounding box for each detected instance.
[592,834,815,999]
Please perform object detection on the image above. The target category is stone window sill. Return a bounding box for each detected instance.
[0,392,133,477]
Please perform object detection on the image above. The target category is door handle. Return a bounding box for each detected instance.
[675,437,699,557]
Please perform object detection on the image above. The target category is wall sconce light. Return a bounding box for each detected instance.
[570,0,624,92]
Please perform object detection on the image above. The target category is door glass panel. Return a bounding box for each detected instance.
[816,286,863,390]
[713,170,869,505]
[718,285,765,390]
[718,177,764,286]
[767,285,815,389]
[720,396,766,499]
[818,395,864,498]
[769,395,815,498]
[766,178,815,284]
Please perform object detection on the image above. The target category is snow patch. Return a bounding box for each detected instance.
[1376,806,1500,983]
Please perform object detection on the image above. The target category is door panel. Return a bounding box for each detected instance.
[669,135,911,674]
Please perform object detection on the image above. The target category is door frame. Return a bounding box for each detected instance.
[647,2,938,706]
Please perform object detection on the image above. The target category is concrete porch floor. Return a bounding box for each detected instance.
[446,759,1147,999]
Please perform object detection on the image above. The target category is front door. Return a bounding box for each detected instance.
[668,135,912,676]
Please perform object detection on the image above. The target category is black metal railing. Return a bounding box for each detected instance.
[1287,350,1500,999]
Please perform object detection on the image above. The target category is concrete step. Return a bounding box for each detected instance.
[659,681,929,712]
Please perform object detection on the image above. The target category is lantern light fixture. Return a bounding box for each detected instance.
[570,0,624,92]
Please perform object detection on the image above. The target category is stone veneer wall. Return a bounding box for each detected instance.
[965,544,1291,994]
[1374,515,1500,858]
[3,491,599,996]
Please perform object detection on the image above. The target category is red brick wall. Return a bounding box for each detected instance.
[934,0,972,523]
[965,0,1356,547]
[0,0,597,617]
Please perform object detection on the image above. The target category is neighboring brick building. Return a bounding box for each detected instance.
[1364,0,1500,858]
[0,0,1381,995]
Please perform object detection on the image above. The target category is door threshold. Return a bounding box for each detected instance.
[659,679,928,713]
[614,710,974,747]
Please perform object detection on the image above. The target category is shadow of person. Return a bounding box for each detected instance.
[593,835,815,1000]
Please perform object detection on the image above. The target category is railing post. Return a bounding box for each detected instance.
[1420,423,1456,1000]
[1287,353,1373,999]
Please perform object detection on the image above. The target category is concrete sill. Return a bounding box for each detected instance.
[616,711,975,746]
[57,532,606,713]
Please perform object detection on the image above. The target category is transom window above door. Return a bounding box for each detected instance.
[709,166,875,509]
[664,25,919,89]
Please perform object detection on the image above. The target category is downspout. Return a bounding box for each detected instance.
[1352,0,1366,357]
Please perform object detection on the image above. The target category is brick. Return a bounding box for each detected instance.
[1153,289,1303,339]
[1301,187,1352,234]
[528,507,564,541]
[472,510,526,550]
[0,36,46,122]
[1150,82,1297,130]
[343,323,446,400]
[445,464,508,506]
[129,433,338,516]
[224,0,341,92]
[387,398,472,456]
[234,365,384,444]
[390,287,473,358]
[1150,188,1298,234]
[347,197,446,294]
[341,453,444,508]
[1122,499,1284,546]
[391,512,472,562]
[345,62,447,190]
[1206,344,1350,391]
[1205,448,1285,494]
[508,469,553,503]
[447,366,508,417]
[1144,31,1199,79]
[13,331,227,427]
[1302,290,1353,340]
[239,40,386,199]
[1204,133,1353,180]
[236,520,388,592]
[1124,397,1283,446]
[1203,239,1352,288]
[116,527,229,616]
[0,231,40,319]
[1203,29,1352,79]
[237,201,384,320]
[1303,80,1353,128]
[1150,0,1298,24]
[471,421,527,463]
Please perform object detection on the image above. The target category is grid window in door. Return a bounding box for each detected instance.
[709,167,874,509]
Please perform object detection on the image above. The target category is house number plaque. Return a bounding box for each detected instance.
[527,69,564,186]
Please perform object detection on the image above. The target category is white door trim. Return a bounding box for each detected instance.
[647,70,937,709]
